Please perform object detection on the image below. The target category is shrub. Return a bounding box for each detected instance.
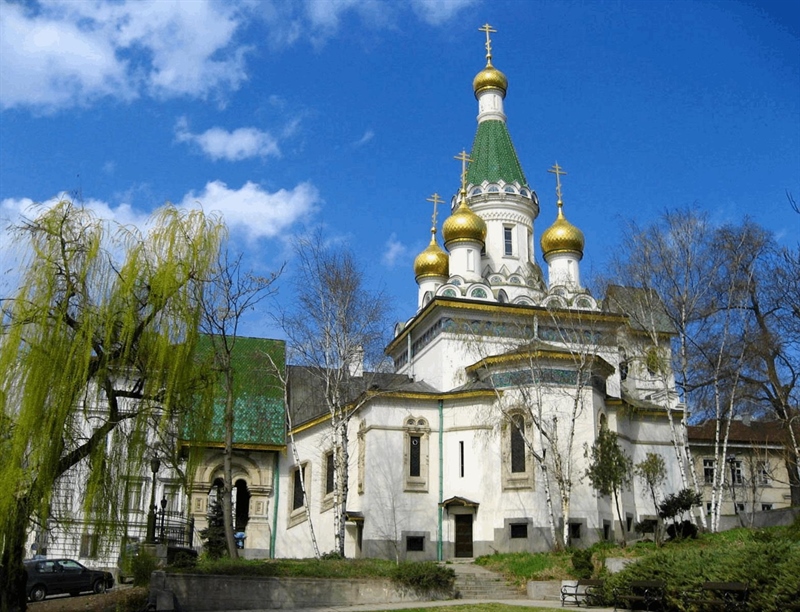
[131,549,158,587]
[571,548,594,579]
[321,550,344,560]
[391,562,455,592]
[170,551,198,569]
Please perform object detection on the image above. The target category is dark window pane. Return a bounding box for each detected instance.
[326,452,334,495]
[569,522,582,540]
[293,468,304,510]
[510,417,525,473]
[410,435,421,477]
[406,536,424,551]
[510,523,527,539]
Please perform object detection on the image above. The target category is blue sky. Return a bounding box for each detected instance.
[1,0,798,336]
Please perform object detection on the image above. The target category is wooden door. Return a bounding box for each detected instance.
[454,514,473,557]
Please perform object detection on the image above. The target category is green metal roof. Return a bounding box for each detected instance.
[188,335,286,447]
[466,120,528,187]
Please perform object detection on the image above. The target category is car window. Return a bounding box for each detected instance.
[35,561,57,573]
[61,560,83,572]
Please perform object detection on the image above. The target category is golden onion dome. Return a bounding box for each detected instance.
[473,61,508,98]
[540,202,585,258]
[414,230,449,280]
[443,194,487,247]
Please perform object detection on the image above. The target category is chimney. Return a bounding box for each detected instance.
[347,346,364,377]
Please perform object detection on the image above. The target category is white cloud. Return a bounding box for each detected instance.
[353,130,375,147]
[382,233,408,268]
[175,118,281,162]
[410,0,479,25]
[0,0,249,112]
[179,180,321,241]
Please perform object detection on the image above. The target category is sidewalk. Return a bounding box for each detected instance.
[231,598,617,612]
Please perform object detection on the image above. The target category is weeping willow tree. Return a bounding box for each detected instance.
[0,200,224,611]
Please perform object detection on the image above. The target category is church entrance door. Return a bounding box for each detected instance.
[454,514,473,557]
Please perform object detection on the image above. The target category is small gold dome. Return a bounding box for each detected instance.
[443,195,487,247]
[473,62,508,97]
[414,231,449,280]
[540,202,585,258]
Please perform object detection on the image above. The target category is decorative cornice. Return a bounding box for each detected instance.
[387,296,627,355]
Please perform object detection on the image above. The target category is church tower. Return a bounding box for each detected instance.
[435,24,546,306]
[540,163,585,290]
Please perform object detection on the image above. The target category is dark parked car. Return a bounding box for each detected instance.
[24,558,114,602]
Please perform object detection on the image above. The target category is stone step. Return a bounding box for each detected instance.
[450,562,526,600]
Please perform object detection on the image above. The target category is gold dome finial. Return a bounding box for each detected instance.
[540,162,585,257]
[473,23,508,97]
[443,151,487,246]
[414,193,449,280]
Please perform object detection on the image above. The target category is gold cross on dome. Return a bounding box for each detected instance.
[426,193,443,229]
[479,23,496,61]
[454,150,472,190]
[548,162,567,202]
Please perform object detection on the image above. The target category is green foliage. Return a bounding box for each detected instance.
[475,551,572,583]
[585,428,632,497]
[169,551,198,569]
[658,488,702,539]
[321,550,345,560]
[131,549,159,587]
[570,548,594,579]
[391,562,456,592]
[604,531,800,611]
[0,200,225,607]
[199,498,228,560]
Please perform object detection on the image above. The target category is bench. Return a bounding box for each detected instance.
[682,581,748,611]
[561,579,605,607]
[614,580,666,611]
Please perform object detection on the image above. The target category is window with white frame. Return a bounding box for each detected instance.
[404,417,430,492]
[321,450,335,512]
[79,533,98,558]
[125,481,144,513]
[757,460,771,486]
[703,458,715,484]
[729,460,743,485]
[503,226,514,256]
[502,412,534,490]
[288,463,310,527]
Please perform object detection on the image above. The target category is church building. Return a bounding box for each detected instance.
[266,26,684,560]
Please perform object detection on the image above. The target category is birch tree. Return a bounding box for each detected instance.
[197,251,281,558]
[0,200,224,611]
[466,306,611,550]
[281,233,390,557]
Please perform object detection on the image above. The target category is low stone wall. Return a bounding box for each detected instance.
[526,580,561,600]
[149,571,453,611]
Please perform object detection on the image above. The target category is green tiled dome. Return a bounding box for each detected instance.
[466,120,528,187]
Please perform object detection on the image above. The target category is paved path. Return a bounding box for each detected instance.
[231,598,617,612]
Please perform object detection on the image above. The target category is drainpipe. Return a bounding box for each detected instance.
[270,452,280,558]
[438,399,443,562]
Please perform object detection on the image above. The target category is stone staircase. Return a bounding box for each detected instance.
[450,561,527,600]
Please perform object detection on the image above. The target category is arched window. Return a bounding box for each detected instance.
[502,412,534,490]
[498,290,508,303]
[471,287,487,299]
